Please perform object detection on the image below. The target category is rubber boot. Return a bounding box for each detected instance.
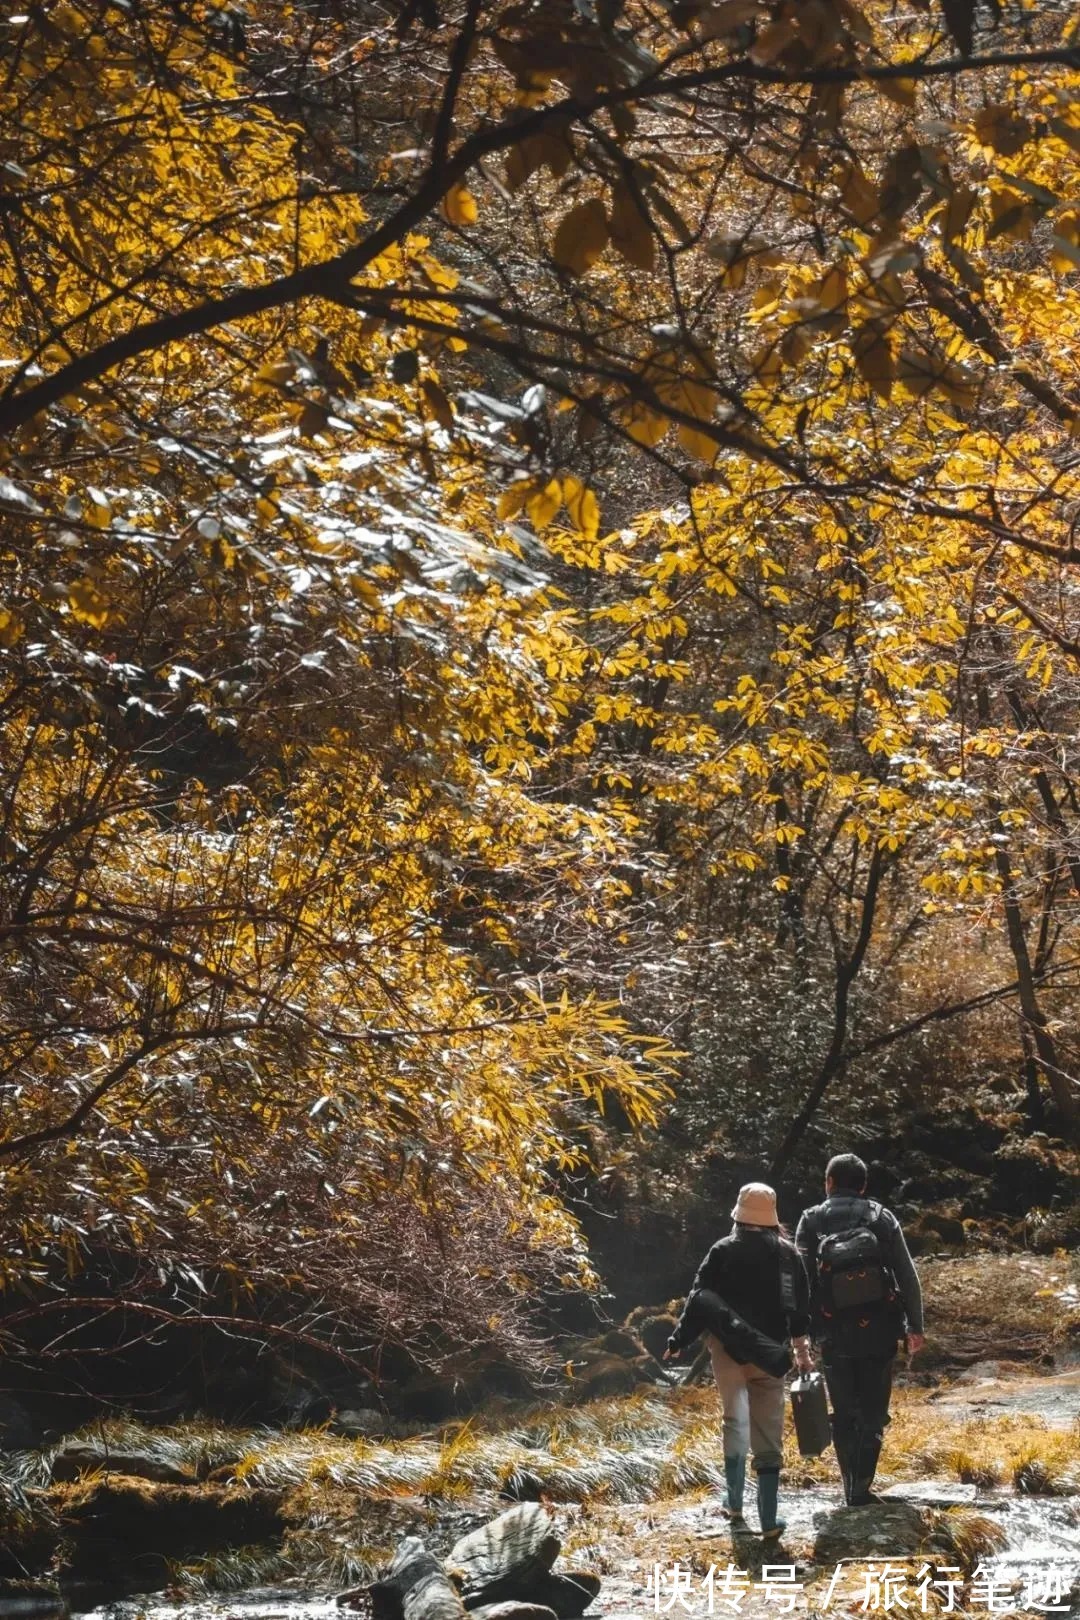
[835,1437,856,1506]
[848,1435,885,1506]
[756,1465,786,1541]
[723,1453,747,1525]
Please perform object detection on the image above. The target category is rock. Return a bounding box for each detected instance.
[594,1329,641,1358]
[525,1572,602,1618]
[371,1537,466,1620]
[49,1443,197,1485]
[563,1355,642,1403]
[813,1500,929,1562]
[332,1408,402,1440]
[391,1372,479,1422]
[881,1482,979,1507]
[470,1606,559,1620]
[449,1505,561,1609]
[913,1213,966,1247]
[631,1354,664,1384]
[634,1315,677,1360]
[955,1360,1004,1382]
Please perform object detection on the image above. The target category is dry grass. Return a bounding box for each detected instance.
[918,1253,1080,1357]
[882,1392,1080,1494]
[1,1376,1072,1520]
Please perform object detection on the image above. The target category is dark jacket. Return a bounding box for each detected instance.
[795,1192,924,1351]
[670,1288,793,1375]
[669,1225,812,1358]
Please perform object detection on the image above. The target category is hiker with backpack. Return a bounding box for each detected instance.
[796,1153,925,1508]
[662,1182,813,1541]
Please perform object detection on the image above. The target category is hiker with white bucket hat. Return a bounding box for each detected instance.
[664,1181,813,1540]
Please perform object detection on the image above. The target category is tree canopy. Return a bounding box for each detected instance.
[2,0,1080,1375]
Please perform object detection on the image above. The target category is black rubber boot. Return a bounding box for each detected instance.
[833,1430,856,1505]
[847,1436,885,1506]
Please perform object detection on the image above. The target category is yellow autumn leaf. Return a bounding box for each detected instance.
[562,476,600,542]
[441,182,479,227]
[623,402,668,447]
[526,479,562,530]
[69,578,110,629]
[497,483,530,521]
[552,199,609,276]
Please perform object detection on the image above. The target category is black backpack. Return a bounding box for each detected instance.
[815,1199,896,1317]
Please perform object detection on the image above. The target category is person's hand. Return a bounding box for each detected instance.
[793,1337,814,1374]
[906,1331,925,1358]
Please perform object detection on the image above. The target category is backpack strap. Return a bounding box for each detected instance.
[778,1240,798,1317]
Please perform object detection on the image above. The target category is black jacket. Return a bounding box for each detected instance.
[669,1226,812,1356]
[795,1192,924,1349]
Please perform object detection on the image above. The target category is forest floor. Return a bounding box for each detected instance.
[2,1253,1078,1615]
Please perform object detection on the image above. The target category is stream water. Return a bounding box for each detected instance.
[29,1369,1080,1620]
[69,1483,1080,1620]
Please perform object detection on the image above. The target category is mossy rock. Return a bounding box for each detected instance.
[49,1477,286,1591]
[563,1355,643,1403]
[635,1314,677,1359]
[813,1501,928,1562]
[594,1329,641,1359]
[913,1213,966,1248]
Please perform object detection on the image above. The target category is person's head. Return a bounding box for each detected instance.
[730,1181,780,1229]
[825,1153,868,1195]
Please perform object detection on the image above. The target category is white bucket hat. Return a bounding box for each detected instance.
[731,1182,779,1227]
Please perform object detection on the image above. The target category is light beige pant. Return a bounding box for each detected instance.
[707,1334,786,1471]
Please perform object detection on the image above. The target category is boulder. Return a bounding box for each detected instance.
[49,1443,197,1484]
[563,1356,642,1403]
[631,1355,664,1384]
[525,1572,601,1618]
[371,1537,466,1620]
[634,1315,677,1361]
[911,1213,966,1249]
[470,1607,558,1620]
[332,1408,404,1440]
[813,1500,929,1563]
[449,1505,560,1609]
[594,1329,641,1359]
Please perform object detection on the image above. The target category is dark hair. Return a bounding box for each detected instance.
[826,1153,868,1192]
[735,1220,792,1240]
